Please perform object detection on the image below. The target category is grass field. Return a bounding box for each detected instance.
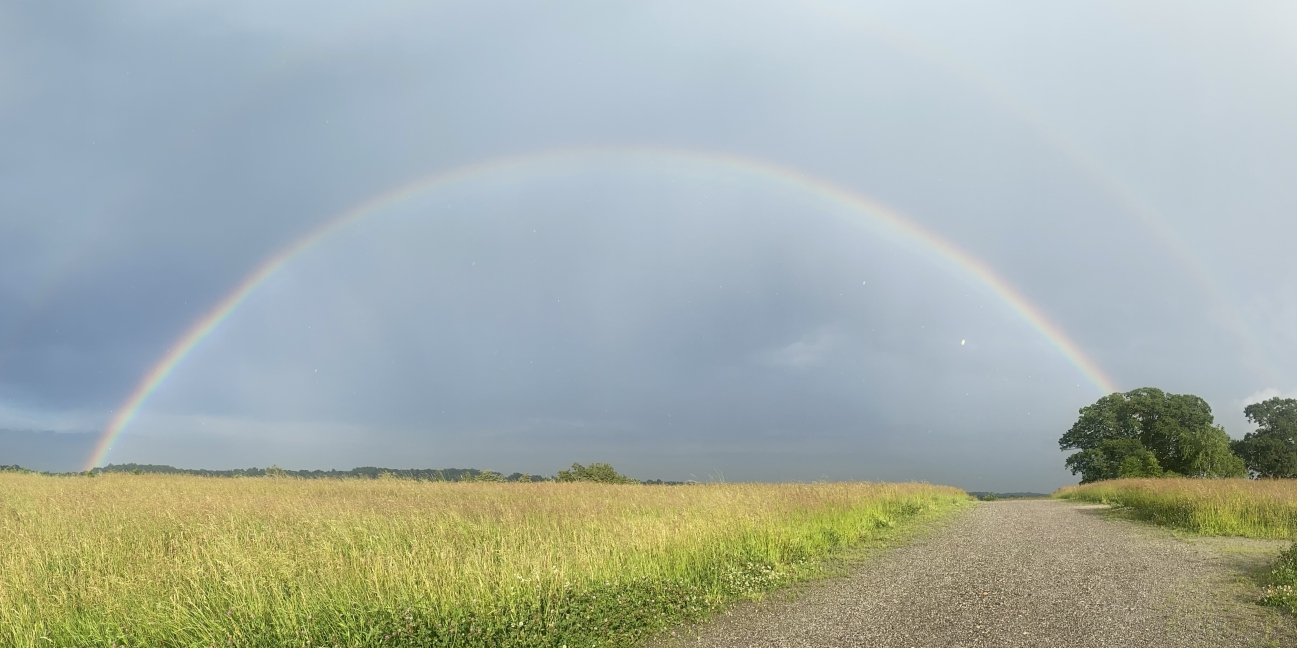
[0,473,966,648]
[1055,478,1297,539]
[1056,477,1297,613]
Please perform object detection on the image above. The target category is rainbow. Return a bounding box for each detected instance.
[84,147,1119,469]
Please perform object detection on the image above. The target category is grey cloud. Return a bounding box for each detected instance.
[760,329,841,369]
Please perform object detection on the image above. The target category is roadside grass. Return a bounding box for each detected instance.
[0,474,967,648]
[1054,478,1297,538]
[1055,478,1297,614]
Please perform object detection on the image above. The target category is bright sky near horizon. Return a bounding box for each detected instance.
[1,1,1296,491]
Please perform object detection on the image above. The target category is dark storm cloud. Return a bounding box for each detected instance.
[2,1,1295,490]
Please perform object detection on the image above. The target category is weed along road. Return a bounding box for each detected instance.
[660,499,1296,648]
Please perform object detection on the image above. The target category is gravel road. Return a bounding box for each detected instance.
[656,499,1296,648]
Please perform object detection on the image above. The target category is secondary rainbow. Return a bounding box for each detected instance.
[84,147,1120,469]
[806,0,1273,383]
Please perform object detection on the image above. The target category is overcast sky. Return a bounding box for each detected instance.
[2,1,1295,490]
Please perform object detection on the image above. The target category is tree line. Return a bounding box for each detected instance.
[1060,387,1297,482]
[2,461,673,484]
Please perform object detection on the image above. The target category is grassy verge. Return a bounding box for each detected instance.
[0,474,967,647]
[1055,478,1297,538]
[1055,478,1297,613]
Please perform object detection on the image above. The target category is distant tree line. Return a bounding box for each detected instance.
[1060,387,1297,482]
[88,464,547,482]
[967,491,1049,500]
[2,461,687,484]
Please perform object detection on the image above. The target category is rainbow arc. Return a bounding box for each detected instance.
[84,147,1119,470]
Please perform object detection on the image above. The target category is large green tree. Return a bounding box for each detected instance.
[1231,397,1297,478]
[1059,387,1245,483]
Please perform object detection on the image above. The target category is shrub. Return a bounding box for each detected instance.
[555,462,638,484]
[1262,542,1297,612]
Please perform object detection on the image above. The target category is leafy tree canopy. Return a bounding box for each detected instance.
[555,462,639,484]
[1231,397,1297,478]
[1060,387,1245,483]
[1063,438,1164,483]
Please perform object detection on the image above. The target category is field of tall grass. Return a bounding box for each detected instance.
[1055,478,1297,538]
[1056,478,1297,613]
[0,473,966,648]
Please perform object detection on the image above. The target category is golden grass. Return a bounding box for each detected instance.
[1055,478,1297,539]
[0,473,966,647]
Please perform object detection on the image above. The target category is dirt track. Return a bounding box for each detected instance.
[656,499,1296,648]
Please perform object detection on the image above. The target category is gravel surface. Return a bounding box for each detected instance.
[654,499,1296,648]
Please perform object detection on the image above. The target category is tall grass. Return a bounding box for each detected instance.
[1055,478,1297,538]
[0,474,966,647]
